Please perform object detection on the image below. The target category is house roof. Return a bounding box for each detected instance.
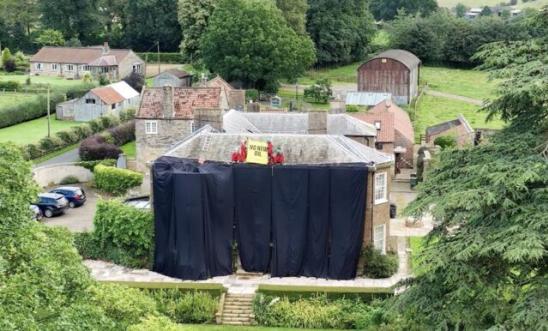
[90,81,139,105]
[426,114,474,137]
[164,126,393,167]
[353,99,414,143]
[369,49,421,70]
[156,69,193,79]
[201,76,236,91]
[137,87,221,119]
[346,92,392,106]
[222,110,377,137]
[30,46,133,65]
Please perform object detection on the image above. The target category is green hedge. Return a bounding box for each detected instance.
[362,246,399,279]
[75,199,153,268]
[94,164,143,195]
[253,294,390,329]
[136,52,185,64]
[144,289,218,324]
[0,93,65,129]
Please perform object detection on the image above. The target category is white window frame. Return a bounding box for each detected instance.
[145,120,158,135]
[374,172,388,205]
[36,63,43,70]
[67,64,74,71]
[373,224,386,254]
[52,63,58,70]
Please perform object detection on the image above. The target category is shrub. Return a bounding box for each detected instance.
[362,246,399,279]
[23,143,43,160]
[0,80,21,91]
[136,52,184,64]
[55,130,79,145]
[98,74,110,86]
[120,108,136,122]
[128,315,183,331]
[38,136,63,153]
[304,79,332,104]
[3,58,16,72]
[434,135,457,149]
[108,120,135,146]
[123,72,145,92]
[77,159,117,171]
[146,289,218,324]
[88,118,105,133]
[246,89,259,102]
[346,105,360,113]
[70,124,93,140]
[100,114,120,129]
[60,175,80,185]
[79,135,122,161]
[94,165,143,195]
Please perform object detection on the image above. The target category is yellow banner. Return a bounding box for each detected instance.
[246,140,269,165]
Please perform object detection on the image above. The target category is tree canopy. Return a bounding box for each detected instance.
[392,10,548,329]
[276,0,308,35]
[369,0,438,21]
[201,0,315,91]
[178,0,217,62]
[306,0,375,67]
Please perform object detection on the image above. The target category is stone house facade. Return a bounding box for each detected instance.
[30,43,145,80]
[135,86,222,171]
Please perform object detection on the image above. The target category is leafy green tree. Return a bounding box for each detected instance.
[1,47,11,66]
[388,13,444,62]
[35,29,66,46]
[480,5,492,16]
[276,0,308,35]
[306,0,375,66]
[455,3,467,17]
[124,0,181,51]
[0,0,39,37]
[369,0,438,21]
[39,0,102,44]
[304,78,332,103]
[178,0,217,62]
[392,11,548,329]
[201,0,316,91]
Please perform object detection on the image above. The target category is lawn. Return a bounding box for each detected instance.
[0,73,92,92]
[421,66,497,100]
[0,116,84,145]
[276,86,330,111]
[298,62,360,85]
[121,141,136,158]
[414,95,505,139]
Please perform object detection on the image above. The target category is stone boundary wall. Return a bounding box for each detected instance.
[33,163,93,188]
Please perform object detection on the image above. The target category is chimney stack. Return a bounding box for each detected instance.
[102,42,110,54]
[162,86,174,118]
[308,110,327,134]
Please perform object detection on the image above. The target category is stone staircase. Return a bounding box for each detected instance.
[218,292,256,326]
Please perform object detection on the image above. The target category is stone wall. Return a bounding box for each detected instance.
[194,108,223,130]
[118,51,145,79]
[394,132,414,168]
[33,164,93,188]
[135,118,193,171]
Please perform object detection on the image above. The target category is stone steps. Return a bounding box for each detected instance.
[220,293,256,326]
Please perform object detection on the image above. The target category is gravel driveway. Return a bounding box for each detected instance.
[42,185,99,233]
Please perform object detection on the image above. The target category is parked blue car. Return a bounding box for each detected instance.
[49,186,87,208]
[35,193,68,218]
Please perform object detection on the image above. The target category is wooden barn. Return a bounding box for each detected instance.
[357,49,421,105]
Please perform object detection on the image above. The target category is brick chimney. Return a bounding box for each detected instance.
[162,86,174,118]
[194,108,223,131]
[308,110,327,134]
[102,42,110,54]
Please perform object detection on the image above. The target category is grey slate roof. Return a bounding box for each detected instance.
[426,114,474,136]
[345,92,392,106]
[370,49,421,70]
[222,110,377,137]
[164,126,393,167]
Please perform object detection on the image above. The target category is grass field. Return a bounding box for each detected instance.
[421,66,497,100]
[414,95,505,139]
[0,92,37,107]
[0,73,92,91]
[299,62,359,85]
[0,116,83,145]
[437,0,547,8]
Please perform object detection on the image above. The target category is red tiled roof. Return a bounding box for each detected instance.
[353,99,414,143]
[91,86,125,105]
[353,111,395,142]
[137,87,221,119]
[30,46,132,65]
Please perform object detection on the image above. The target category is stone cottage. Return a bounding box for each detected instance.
[353,98,415,172]
[56,81,140,121]
[30,42,145,80]
[135,86,223,171]
[425,114,475,147]
[197,76,246,111]
[152,69,193,88]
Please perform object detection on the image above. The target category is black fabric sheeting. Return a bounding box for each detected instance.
[271,167,309,277]
[234,165,272,273]
[328,166,368,280]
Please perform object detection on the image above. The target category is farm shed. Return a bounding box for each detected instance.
[357,49,421,105]
[70,81,140,121]
[152,69,193,88]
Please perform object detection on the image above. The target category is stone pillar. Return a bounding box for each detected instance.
[194,108,223,130]
[308,110,327,134]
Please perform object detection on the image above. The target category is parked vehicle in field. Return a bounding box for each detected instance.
[35,193,68,218]
[49,187,87,208]
[123,195,151,209]
[30,204,42,221]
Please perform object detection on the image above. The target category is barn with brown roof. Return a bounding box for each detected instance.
[357,49,421,105]
[30,42,145,80]
[353,98,415,172]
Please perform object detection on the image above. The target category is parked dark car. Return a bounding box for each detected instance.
[123,195,151,210]
[49,186,86,208]
[35,193,68,218]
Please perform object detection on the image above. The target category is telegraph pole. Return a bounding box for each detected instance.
[157,41,161,75]
[47,86,51,138]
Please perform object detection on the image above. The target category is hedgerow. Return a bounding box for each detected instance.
[93,164,143,195]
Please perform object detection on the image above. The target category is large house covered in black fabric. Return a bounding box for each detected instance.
[151,126,395,281]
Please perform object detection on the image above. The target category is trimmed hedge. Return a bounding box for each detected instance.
[79,134,122,161]
[362,246,399,279]
[136,52,185,64]
[94,164,143,195]
[107,120,135,146]
[0,93,65,129]
[74,199,153,268]
[77,159,116,171]
[0,80,21,91]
